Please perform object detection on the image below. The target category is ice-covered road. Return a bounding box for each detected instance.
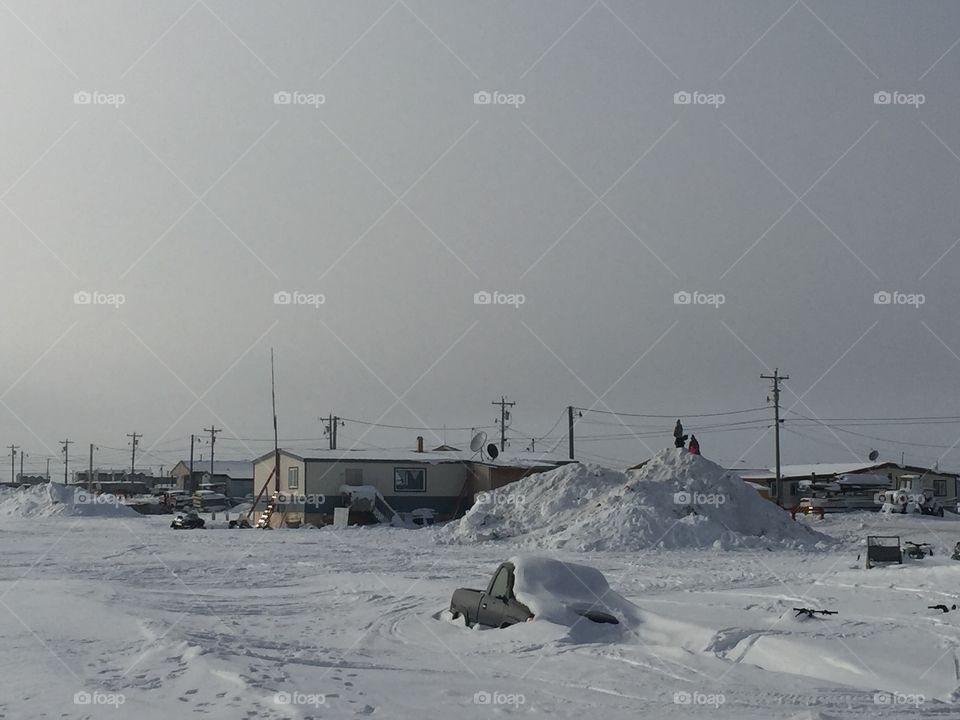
[1,510,960,719]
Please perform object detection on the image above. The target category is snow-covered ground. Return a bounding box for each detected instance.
[2,478,960,718]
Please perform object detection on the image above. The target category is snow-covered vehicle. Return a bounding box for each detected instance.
[449,558,620,629]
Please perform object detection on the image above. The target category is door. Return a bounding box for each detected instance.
[477,566,510,627]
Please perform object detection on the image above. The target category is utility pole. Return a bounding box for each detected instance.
[203,426,221,488]
[60,439,73,484]
[127,432,142,476]
[45,458,50,480]
[761,369,789,506]
[332,416,340,450]
[491,396,516,452]
[567,406,576,460]
[88,444,94,491]
[323,415,334,450]
[19,450,24,483]
[8,445,19,484]
[188,434,195,493]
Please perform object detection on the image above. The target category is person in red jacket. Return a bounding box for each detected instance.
[688,434,700,455]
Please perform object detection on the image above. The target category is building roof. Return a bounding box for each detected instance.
[171,460,254,479]
[252,447,572,469]
[740,461,958,481]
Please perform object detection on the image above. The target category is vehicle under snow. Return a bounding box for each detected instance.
[450,556,641,632]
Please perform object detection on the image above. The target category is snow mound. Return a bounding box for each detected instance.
[438,448,829,551]
[0,483,139,518]
[511,555,642,637]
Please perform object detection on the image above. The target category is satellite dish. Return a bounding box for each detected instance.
[868,449,879,462]
[487,443,499,459]
[469,432,487,453]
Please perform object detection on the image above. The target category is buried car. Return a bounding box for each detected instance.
[450,557,624,629]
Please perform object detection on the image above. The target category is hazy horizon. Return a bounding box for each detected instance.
[4,1,960,479]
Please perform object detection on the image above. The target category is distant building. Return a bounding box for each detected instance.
[169,460,254,499]
[250,444,571,527]
[739,462,959,509]
[73,469,166,490]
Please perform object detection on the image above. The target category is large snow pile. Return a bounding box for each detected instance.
[511,555,642,638]
[0,483,139,518]
[438,448,829,551]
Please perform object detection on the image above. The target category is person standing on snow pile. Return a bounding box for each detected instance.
[688,435,700,455]
[673,419,688,449]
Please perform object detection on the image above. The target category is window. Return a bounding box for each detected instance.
[489,567,510,599]
[287,466,299,490]
[345,468,363,486]
[394,467,426,492]
[935,479,947,496]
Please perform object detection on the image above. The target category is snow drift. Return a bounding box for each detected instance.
[0,483,139,519]
[438,448,828,551]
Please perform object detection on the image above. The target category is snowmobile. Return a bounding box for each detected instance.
[171,510,205,529]
[903,541,933,559]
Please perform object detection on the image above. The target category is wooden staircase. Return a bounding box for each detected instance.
[256,493,279,528]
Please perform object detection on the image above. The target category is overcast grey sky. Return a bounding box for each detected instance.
[2,1,960,478]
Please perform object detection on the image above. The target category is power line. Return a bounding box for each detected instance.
[575,406,769,418]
